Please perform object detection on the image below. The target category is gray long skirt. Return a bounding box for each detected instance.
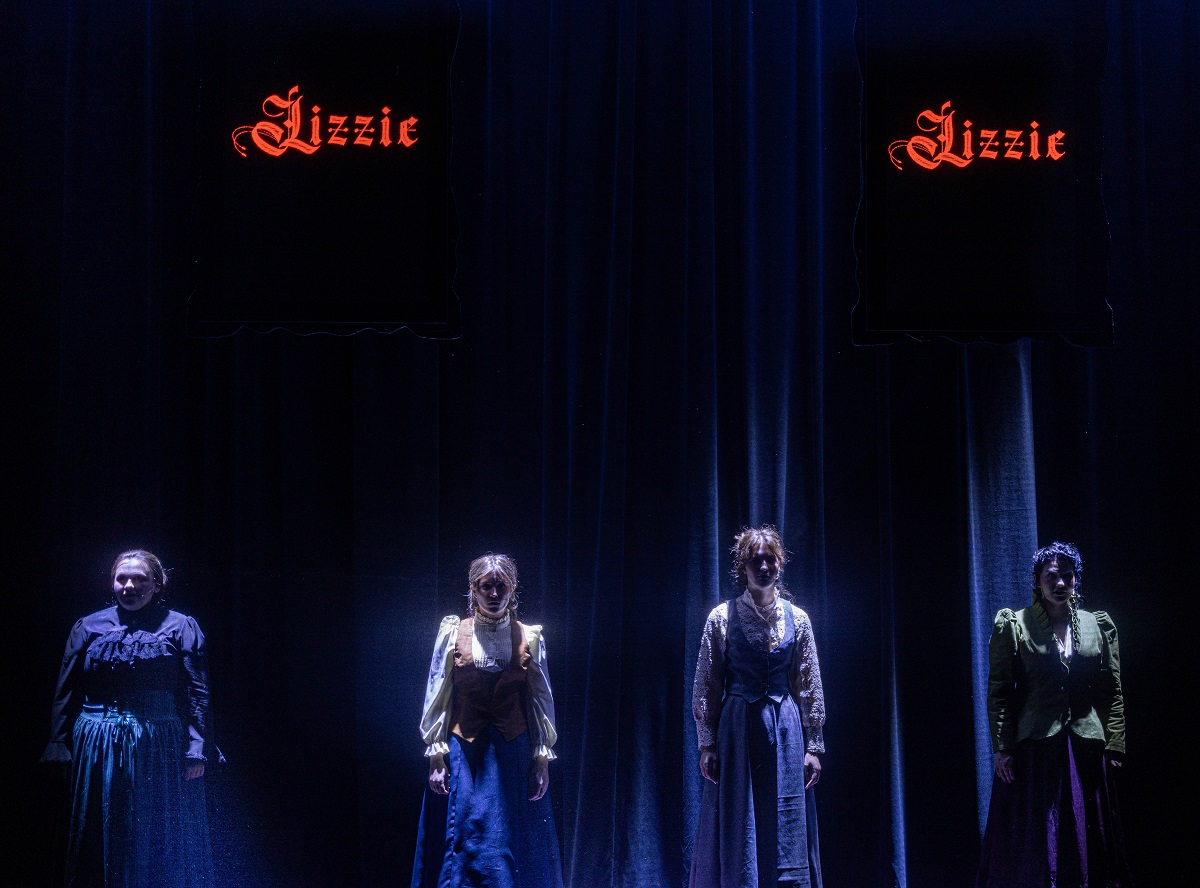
[690,695,822,888]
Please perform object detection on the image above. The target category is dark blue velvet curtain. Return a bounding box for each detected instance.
[5,1,1197,886]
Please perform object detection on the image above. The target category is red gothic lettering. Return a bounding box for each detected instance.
[380,107,393,146]
[1047,131,1066,160]
[232,85,320,157]
[978,129,999,159]
[888,101,971,170]
[1003,130,1024,159]
[327,116,349,146]
[399,116,418,147]
[231,86,420,158]
[310,106,322,147]
[887,102,1067,172]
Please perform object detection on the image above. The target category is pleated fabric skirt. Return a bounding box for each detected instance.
[68,701,214,888]
[976,731,1133,888]
[690,695,822,888]
[412,727,563,888]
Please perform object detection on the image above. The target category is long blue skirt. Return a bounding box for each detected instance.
[68,703,214,888]
[412,728,563,888]
[690,695,822,888]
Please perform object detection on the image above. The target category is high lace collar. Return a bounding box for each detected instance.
[473,610,512,629]
[740,589,781,621]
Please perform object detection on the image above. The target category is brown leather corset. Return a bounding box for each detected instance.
[450,616,531,743]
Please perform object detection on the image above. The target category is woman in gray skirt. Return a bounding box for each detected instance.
[690,526,825,888]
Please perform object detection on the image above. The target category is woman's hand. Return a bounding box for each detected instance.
[994,751,1015,784]
[804,752,821,789]
[184,760,206,781]
[1104,750,1123,771]
[529,756,550,801]
[699,748,719,784]
[428,754,449,795]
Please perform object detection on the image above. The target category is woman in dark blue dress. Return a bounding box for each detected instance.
[411,553,563,888]
[690,526,826,888]
[42,549,214,888]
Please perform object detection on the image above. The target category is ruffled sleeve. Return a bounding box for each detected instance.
[789,607,826,754]
[987,608,1021,753]
[419,616,459,757]
[177,615,210,761]
[692,604,727,750]
[1092,610,1125,754]
[40,618,90,764]
[524,624,558,761]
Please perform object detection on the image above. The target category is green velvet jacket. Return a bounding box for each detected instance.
[987,600,1124,755]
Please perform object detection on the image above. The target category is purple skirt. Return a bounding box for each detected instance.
[976,731,1132,888]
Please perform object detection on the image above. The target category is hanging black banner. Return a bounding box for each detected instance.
[190,0,459,335]
[853,0,1111,344]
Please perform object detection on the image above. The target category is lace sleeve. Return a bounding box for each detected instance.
[419,616,460,757]
[692,604,728,750]
[789,607,826,754]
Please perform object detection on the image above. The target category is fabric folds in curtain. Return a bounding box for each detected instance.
[8,1,1198,887]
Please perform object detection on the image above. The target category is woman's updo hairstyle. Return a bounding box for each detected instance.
[730,525,790,598]
[109,549,169,604]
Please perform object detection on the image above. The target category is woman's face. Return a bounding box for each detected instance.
[741,543,780,595]
[113,558,159,612]
[473,571,514,619]
[1037,557,1077,609]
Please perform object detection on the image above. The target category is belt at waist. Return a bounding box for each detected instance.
[82,691,178,721]
[725,684,788,703]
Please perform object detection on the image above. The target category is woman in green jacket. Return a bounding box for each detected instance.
[976,541,1132,888]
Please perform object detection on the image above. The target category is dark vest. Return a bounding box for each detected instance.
[450,616,531,742]
[725,598,795,704]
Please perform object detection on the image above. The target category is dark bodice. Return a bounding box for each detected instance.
[724,598,796,704]
[43,603,210,762]
[84,627,186,700]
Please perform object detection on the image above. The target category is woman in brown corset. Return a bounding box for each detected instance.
[410,554,563,888]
